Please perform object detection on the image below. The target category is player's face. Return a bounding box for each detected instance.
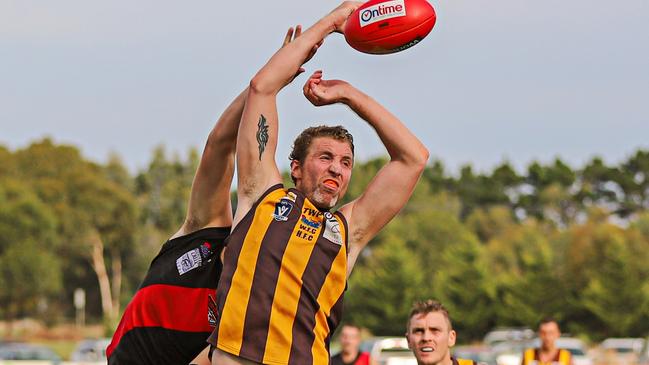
[406,312,456,365]
[340,325,361,354]
[291,137,353,210]
[539,322,560,350]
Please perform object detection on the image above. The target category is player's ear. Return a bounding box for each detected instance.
[448,329,457,347]
[290,160,302,181]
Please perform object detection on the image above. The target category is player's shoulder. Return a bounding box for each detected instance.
[454,357,478,365]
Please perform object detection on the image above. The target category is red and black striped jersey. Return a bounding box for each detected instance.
[107,227,229,365]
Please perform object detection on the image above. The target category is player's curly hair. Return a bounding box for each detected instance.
[289,125,354,184]
[407,299,453,331]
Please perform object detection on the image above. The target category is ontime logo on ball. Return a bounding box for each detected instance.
[359,0,407,28]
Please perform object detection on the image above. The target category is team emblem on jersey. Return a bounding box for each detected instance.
[199,241,214,261]
[176,248,202,275]
[272,195,295,221]
[323,213,343,246]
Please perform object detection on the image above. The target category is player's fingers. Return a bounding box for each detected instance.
[294,25,302,39]
[283,27,294,47]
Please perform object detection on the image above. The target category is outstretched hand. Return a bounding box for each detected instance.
[328,1,363,33]
[282,25,323,82]
[303,70,351,107]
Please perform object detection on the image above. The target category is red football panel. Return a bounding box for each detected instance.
[350,1,434,42]
[348,15,436,54]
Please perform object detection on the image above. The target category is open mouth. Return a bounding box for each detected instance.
[323,179,339,189]
[420,347,434,353]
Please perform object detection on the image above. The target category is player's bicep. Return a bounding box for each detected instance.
[344,160,420,247]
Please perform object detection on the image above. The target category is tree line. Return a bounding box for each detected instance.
[0,138,647,341]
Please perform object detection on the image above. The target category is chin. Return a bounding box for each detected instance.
[312,191,338,210]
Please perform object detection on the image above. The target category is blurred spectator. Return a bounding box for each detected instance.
[521,317,572,365]
[332,324,370,365]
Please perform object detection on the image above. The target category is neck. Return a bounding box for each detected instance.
[437,355,454,365]
[541,344,557,353]
[342,349,358,362]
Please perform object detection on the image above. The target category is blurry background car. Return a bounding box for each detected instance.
[638,336,649,365]
[483,328,534,348]
[599,337,646,365]
[490,340,529,365]
[452,345,496,365]
[360,337,417,365]
[69,338,110,363]
[0,342,61,365]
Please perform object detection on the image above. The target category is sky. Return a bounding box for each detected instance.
[1,0,648,175]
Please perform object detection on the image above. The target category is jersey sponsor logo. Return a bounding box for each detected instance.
[323,213,343,246]
[273,196,295,221]
[176,248,202,275]
[303,206,323,218]
[300,215,322,229]
[296,214,322,241]
[359,0,406,28]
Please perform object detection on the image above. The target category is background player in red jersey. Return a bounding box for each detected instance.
[331,324,370,365]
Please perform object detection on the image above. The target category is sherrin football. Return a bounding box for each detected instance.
[344,0,436,55]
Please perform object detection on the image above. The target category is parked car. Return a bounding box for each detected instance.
[483,328,534,348]
[0,342,61,365]
[599,337,646,365]
[453,345,497,365]
[490,340,528,365]
[360,337,417,365]
[639,336,649,365]
[528,337,593,365]
[70,338,110,363]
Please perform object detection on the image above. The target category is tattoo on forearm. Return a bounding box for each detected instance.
[256,114,269,161]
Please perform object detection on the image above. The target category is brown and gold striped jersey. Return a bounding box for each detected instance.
[208,184,349,365]
[522,348,572,365]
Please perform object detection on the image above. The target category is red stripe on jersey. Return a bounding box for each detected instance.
[106,284,215,357]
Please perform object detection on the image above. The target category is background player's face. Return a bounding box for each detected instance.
[291,137,353,210]
[539,321,561,350]
[340,325,361,355]
[406,311,456,365]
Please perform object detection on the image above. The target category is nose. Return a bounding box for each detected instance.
[328,160,342,175]
[422,330,434,341]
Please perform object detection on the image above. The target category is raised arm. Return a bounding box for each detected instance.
[234,2,361,225]
[172,27,311,239]
[303,71,429,272]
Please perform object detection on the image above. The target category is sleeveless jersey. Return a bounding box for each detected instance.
[522,348,572,365]
[452,357,477,365]
[331,351,370,365]
[208,184,349,365]
[107,227,229,365]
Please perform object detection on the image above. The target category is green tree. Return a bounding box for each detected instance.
[345,238,425,335]
[0,179,62,335]
[581,232,649,337]
[12,139,137,327]
[486,222,568,326]
[435,235,496,341]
